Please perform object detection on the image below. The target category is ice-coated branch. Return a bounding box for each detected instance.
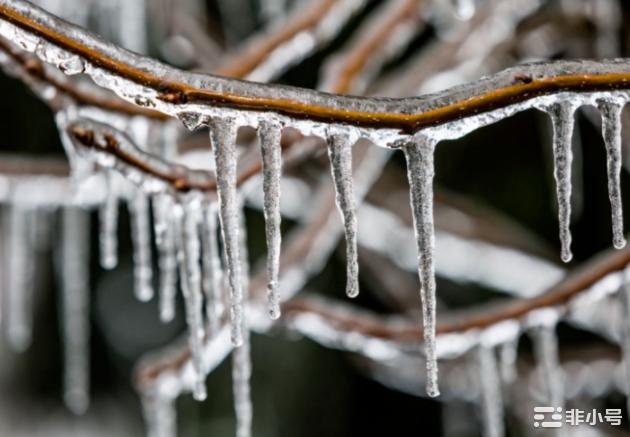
[282,243,630,342]
[3,0,630,137]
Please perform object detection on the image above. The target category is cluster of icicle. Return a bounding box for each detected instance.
[2,1,630,436]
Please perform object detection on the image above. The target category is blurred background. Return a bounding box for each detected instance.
[2,0,630,436]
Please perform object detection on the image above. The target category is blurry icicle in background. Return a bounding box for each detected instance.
[3,205,36,353]
[58,206,91,415]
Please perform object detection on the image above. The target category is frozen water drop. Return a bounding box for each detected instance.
[258,120,283,318]
[598,99,626,249]
[327,131,359,298]
[403,135,439,397]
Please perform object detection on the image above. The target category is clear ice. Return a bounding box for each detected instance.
[327,132,359,298]
[403,135,439,397]
[258,120,284,317]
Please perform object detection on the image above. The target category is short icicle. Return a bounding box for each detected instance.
[598,99,626,249]
[59,206,91,415]
[177,204,207,401]
[326,131,359,298]
[403,134,439,397]
[532,321,564,411]
[477,345,505,437]
[233,209,252,437]
[130,190,154,301]
[4,205,35,352]
[154,194,177,323]
[546,101,577,263]
[201,202,224,337]
[210,118,244,347]
[99,171,119,269]
[498,337,518,384]
[258,120,284,318]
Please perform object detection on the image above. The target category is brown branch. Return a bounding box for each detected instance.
[212,0,338,79]
[3,2,630,133]
[0,37,168,119]
[282,243,630,342]
[328,0,421,94]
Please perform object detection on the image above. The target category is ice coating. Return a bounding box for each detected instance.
[130,190,154,301]
[403,135,439,397]
[176,206,207,401]
[477,346,504,437]
[598,99,626,249]
[546,101,577,263]
[210,118,244,347]
[59,206,90,415]
[4,205,34,352]
[258,120,283,317]
[155,194,177,323]
[327,132,359,298]
[99,171,119,269]
[201,202,224,337]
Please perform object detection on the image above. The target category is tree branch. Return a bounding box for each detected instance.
[2,1,630,134]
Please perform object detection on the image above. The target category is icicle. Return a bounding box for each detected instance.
[258,120,283,318]
[531,322,564,410]
[99,172,119,269]
[209,118,244,347]
[4,205,35,352]
[499,337,518,384]
[477,346,505,437]
[142,394,177,437]
[59,206,90,415]
[155,195,177,323]
[403,135,439,397]
[201,203,223,337]
[233,208,252,437]
[177,204,207,401]
[130,190,154,302]
[619,275,630,423]
[598,99,626,249]
[546,101,577,263]
[326,131,359,298]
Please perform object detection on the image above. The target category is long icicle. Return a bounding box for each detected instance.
[327,131,359,298]
[155,195,177,323]
[403,135,439,397]
[178,204,207,401]
[130,190,154,301]
[99,171,119,269]
[233,208,252,437]
[210,118,244,347]
[4,205,35,352]
[258,120,284,318]
[201,202,223,337]
[598,99,626,249]
[547,101,577,263]
[477,345,505,437]
[59,206,91,415]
